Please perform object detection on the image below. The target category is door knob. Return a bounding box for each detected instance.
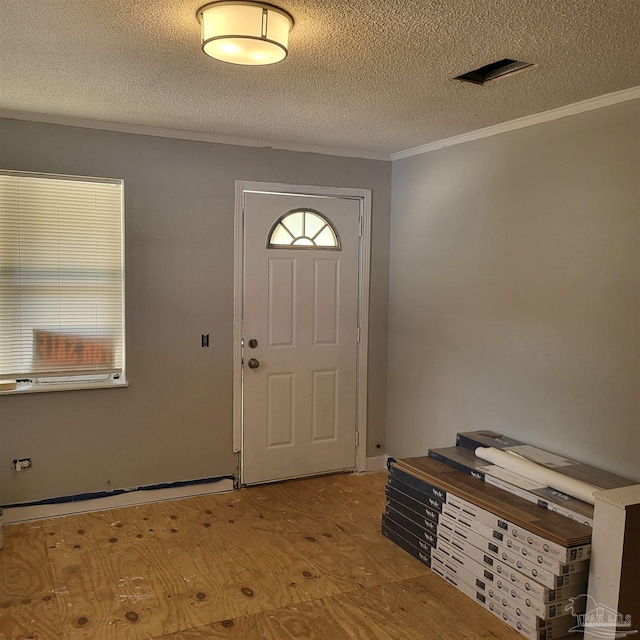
[247,358,260,369]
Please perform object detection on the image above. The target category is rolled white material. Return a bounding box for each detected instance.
[475,447,599,505]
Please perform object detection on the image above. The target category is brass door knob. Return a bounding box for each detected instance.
[247,358,260,369]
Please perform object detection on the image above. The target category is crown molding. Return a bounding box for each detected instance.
[0,110,390,162]
[2,86,638,164]
[391,86,640,161]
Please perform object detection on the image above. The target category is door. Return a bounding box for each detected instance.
[241,191,361,485]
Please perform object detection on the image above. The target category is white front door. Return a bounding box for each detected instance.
[241,191,361,485]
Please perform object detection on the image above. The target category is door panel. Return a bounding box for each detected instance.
[268,259,295,347]
[311,369,338,441]
[242,192,359,485]
[313,259,339,345]
[266,373,294,447]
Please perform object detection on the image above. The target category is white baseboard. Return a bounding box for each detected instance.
[366,455,389,472]
[3,478,234,524]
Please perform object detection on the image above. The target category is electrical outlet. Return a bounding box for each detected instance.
[13,458,32,471]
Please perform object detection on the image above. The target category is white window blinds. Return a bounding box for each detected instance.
[0,171,125,381]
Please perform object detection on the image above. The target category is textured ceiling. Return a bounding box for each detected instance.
[0,0,639,156]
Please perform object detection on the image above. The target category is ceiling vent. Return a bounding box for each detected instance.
[454,59,533,85]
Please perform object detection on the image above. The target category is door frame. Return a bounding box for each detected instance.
[233,181,372,484]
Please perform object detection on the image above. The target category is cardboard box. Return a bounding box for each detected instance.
[385,482,443,526]
[444,490,591,563]
[383,508,565,621]
[456,431,635,491]
[382,506,588,607]
[437,518,588,589]
[392,457,592,547]
[431,559,581,640]
[439,495,590,566]
[385,505,438,549]
[435,531,588,601]
[388,476,445,517]
[381,515,431,568]
[429,446,594,527]
[438,512,589,578]
[388,489,587,578]
[431,547,586,622]
[434,537,588,605]
[386,499,588,590]
[390,460,591,565]
[385,497,438,537]
[435,536,588,605]
[389,464,447,505]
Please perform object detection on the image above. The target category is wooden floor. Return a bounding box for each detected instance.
[0,471,522,640]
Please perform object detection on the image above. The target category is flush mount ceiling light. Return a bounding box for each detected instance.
[197,1,294,65]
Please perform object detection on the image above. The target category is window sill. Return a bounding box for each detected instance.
[0,379,129,395]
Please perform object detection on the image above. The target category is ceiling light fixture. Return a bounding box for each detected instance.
[197,1,294,65]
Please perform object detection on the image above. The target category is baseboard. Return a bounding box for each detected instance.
[3,477,234,524]
[366,455,389,472]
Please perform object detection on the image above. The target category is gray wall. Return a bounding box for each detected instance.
[0,119,391,504]
[387,99,640,481]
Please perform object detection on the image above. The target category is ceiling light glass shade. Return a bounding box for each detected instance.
[197,1,293,65]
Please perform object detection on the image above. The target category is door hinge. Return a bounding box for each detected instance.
[355,431,360,447]
[357,327,361,343]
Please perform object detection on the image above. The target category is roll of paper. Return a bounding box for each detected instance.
[475,446,599,505]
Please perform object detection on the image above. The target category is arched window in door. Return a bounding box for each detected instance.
[267,209,341,250]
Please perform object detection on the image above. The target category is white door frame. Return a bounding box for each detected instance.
[233,181,372,483]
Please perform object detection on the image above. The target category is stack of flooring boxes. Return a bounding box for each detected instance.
[431,431,635,528]
[382,456,592,640]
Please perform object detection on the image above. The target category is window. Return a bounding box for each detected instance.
[0,170,125,392]
[267,209,340,249]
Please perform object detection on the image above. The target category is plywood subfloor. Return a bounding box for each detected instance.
[0,471,522,640]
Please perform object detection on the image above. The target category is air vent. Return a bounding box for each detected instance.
[455,59,533,85]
